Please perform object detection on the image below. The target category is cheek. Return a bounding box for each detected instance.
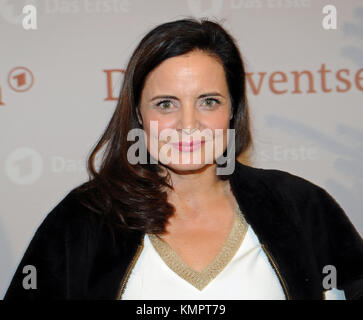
[204,110,231,148]
[203,111,230,130]
[142,114,177,139]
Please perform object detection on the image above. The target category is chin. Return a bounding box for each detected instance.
[163,162,214,174]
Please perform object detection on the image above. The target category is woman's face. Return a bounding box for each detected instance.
[139,50,232,173]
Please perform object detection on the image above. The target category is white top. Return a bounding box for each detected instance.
[121,212,346,300]
[121,218,287,300]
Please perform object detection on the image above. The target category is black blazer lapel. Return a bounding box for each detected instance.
[230,160,323,299]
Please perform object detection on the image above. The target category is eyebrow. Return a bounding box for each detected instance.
[149,92,225,102]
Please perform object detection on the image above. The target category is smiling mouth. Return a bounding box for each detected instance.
[170,140,205,152]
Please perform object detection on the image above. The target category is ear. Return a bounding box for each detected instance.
[229,102,233,120]
[136,108,143,126]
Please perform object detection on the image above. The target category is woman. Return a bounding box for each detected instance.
[4,18,363,300]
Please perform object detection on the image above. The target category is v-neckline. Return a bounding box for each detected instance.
[147,206,248,291]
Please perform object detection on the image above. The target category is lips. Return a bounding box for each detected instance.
[170,140,205,152]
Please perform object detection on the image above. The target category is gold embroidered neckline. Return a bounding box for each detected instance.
[147,206,248,291]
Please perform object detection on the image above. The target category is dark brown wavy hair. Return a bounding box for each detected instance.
[72,17,252,237]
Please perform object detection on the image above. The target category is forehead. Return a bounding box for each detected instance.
[142,51,228,95]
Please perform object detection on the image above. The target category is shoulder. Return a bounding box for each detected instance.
[35,182,105,241]
[4,183,107,300]
[234,160,327,201]
[233,160,348,224]
[236,162,359,236]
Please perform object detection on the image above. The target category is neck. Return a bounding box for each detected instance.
[163,164,230,212]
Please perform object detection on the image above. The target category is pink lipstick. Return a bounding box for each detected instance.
[171,140,205,152]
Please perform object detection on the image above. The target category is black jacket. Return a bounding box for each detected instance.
[4,160,363,300]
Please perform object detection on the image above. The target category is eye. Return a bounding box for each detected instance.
[155,100,173,110]
[202,98,220,108]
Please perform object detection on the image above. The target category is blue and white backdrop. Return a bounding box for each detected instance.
[0,0,362,298]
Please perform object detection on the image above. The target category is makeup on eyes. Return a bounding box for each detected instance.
[153,96,222,110]
[201,98,221,107]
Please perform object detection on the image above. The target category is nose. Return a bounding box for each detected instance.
[178,102,200,133]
